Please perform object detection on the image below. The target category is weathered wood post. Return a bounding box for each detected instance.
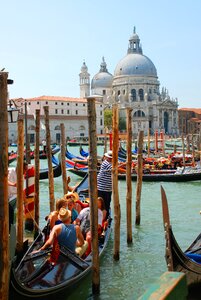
[0,72,9,300]
[44,106,55,211]
[136,130,144,225]
[86,96,99,294]
[60,123,68,195]
[126,107,132,244]
[191,133,195,166]
[154,130,158,153]
[24,100,31,164]
[16,118,25,252]
[34,109,40,233]
[181,134,186,169]
[112,103,120,260]
[186,134,190,152]
[147,128,150,157]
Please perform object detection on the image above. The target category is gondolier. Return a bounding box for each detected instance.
[97,151,112,218]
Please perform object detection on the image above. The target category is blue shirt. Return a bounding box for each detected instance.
[57,224,77,252]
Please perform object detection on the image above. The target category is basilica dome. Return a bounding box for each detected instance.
[114,53,157,77]
[114,27,157,78]
[91,57,113,89]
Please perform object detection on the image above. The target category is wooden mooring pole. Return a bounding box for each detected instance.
[34,109,40,233]
[126,107,132,244]
[86,96,99,295]
[44,106,55,211]
[112,103,120,260]
[0,72,9,300]
[135,130,144,226]
[60,123,68,195]
[16,118,25,253]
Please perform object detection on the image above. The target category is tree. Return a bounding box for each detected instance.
[104,109,112,130]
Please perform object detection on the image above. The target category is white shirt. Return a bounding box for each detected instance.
[77,207,103,226]
[8,167,17,199]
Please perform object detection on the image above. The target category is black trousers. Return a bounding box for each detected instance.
[98,190,112,218]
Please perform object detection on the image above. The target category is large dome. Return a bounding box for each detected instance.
[114,53,157,77]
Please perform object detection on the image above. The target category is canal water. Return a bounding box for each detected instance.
[11,145,201,299]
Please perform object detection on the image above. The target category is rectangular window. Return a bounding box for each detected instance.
[76,110,78,115]
[76,103,78,106]
[67,110,70,114]
[103,90,106,95]
[67,103,69,106]
[46,101,48,104]
[61,109,64,114]
[55,109,58,114]
[83,104,85,106]
[37,101,39,105]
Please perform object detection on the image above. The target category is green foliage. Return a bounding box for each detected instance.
[104,109,112,129]
[119,116,126,131]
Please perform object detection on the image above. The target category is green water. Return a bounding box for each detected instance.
[11,146,201,299]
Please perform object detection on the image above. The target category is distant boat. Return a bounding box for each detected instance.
[67,136,104,146]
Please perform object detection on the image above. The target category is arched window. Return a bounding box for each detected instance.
[139,89,144,101]
[28,125,35,130]
[79,125,85,131]
[131,89,136,101]
[133,110,145,117]
[55,125,60,130]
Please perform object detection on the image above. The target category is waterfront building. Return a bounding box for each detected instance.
[87,27,179,137]
[178,108,201,135]
[8,96,104,144]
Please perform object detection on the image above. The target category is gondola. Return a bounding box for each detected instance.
[29,145,60,160]
[161,186,201,290]
[39,156,62,180]
[8,153,17,164]
[68,167,201,182]
[10,174,112,299]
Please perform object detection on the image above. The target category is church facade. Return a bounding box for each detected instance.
[80,28,179,137]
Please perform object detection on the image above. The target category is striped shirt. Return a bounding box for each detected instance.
[97,159,112,192]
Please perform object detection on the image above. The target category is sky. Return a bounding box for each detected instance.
[1,0,201,108]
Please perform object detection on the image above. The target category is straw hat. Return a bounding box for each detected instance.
[58,208,71,222]
[104,150,113,159]
[64,191,79,202]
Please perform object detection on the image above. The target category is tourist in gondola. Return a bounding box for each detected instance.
[47,198,68,229]
[75,198,103,256]
[38,208,85,253]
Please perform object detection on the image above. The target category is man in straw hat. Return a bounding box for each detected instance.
[97,150,113,218]
[39,208,85,253]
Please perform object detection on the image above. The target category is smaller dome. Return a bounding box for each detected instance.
[91,57,113,89]
[91,72,113,89]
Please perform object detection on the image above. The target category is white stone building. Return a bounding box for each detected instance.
[80,27,179,137]
[9,96,104,144]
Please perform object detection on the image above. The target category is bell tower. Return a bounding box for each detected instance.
[79,61,90,98]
